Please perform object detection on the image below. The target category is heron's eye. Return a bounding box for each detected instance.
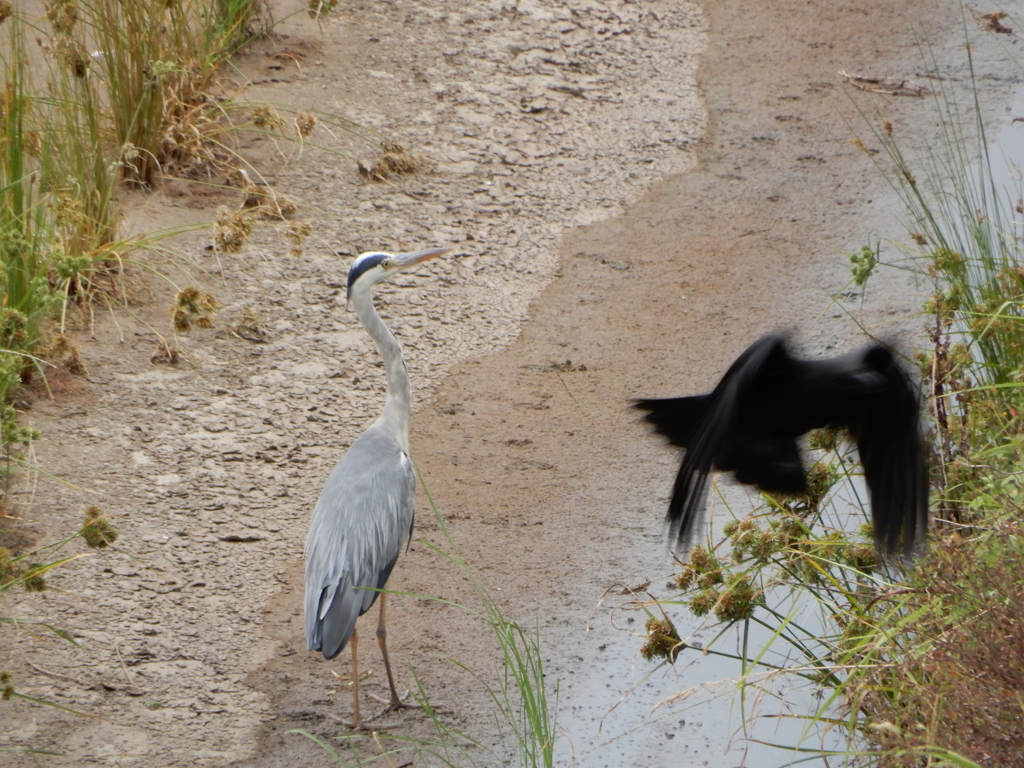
[381,258,392,269]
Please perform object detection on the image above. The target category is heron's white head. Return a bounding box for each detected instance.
[346,247,452,300]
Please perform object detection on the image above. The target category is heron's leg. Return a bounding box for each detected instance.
[350,628,362,730]
[373,593,420,712]
[375,593,404,708]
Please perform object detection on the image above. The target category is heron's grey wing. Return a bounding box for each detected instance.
[304,426,416,659]
[661,336,790,551]
[854,358,929,557]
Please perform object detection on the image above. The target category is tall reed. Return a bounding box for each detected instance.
[51,0,268,186]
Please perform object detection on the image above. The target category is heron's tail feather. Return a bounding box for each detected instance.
[314,578,364,660]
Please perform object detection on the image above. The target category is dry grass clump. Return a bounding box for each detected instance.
[39,334,86,375]
[285,220,311,257]
[214,206,254,252]
[358,140,419,181]
[45,0,271,186]
[307,0,339,19]
[172,286,219,332]
[294,111,317,138]
[852,527,1024,765]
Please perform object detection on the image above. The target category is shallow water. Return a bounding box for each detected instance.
[546,11,1024,764]
[553,481,846,768]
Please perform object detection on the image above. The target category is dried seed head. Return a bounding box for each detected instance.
[172,287,220,333]
[45,0,77,35]
[295,112,317,138]
[215,207,254,253]
[639,616,682,662]
[688,545,714,572]
[286,221,312,257]
[688,588,719,617]
[23,564,47,592]
[714,576,763,622]
[82,506,118,548]
[286,220,312,245]
[250,105,283,130]
[172,307,191,333]
[883,120,894,136]
[307,0,339,18]
[849,543,878,570]
[0,670,13,700]
[697,568,724,589]
[674,565,696,591]
[808,426,844,452]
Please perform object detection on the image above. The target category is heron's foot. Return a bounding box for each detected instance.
[367,689,421,711]
[337,713,403,731]
[360,702,417,727]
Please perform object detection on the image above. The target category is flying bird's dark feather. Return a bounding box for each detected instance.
[636,334,928,558]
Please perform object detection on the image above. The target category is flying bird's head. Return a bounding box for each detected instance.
[346,247,452,300]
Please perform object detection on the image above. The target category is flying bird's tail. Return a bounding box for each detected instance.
[635,395,718,550]
[634,396,710,448]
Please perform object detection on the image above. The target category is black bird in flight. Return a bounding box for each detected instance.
[636,335,928,558]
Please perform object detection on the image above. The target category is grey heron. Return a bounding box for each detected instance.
[636,335,928,558]
[305,246,451,729]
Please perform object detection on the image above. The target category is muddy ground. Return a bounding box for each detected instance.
[2,0,1022,766]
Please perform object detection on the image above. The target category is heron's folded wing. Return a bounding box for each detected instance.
[304,429,416,659]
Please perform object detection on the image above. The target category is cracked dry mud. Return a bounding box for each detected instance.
[2,0,1022,766]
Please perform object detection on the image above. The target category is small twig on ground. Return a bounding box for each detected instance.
[839,70,929,97]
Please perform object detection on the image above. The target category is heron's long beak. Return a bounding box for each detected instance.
[392,247,452,269]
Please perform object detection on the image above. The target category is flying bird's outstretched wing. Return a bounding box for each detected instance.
[853,350,929,557]
[637,335,929,558]
[636,336,793,550]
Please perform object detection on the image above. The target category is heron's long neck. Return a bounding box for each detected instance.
[353,286,411,451]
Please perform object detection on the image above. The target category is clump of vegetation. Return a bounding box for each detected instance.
[1,506,120,709]
[358,140,419,181]
[308,0,340,19]
[214,207,254,253]
[640,615,682,662]
[172,286,220,332]
[47,0,271,186]
[833,74,1024,763]
[0,1,271,462]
